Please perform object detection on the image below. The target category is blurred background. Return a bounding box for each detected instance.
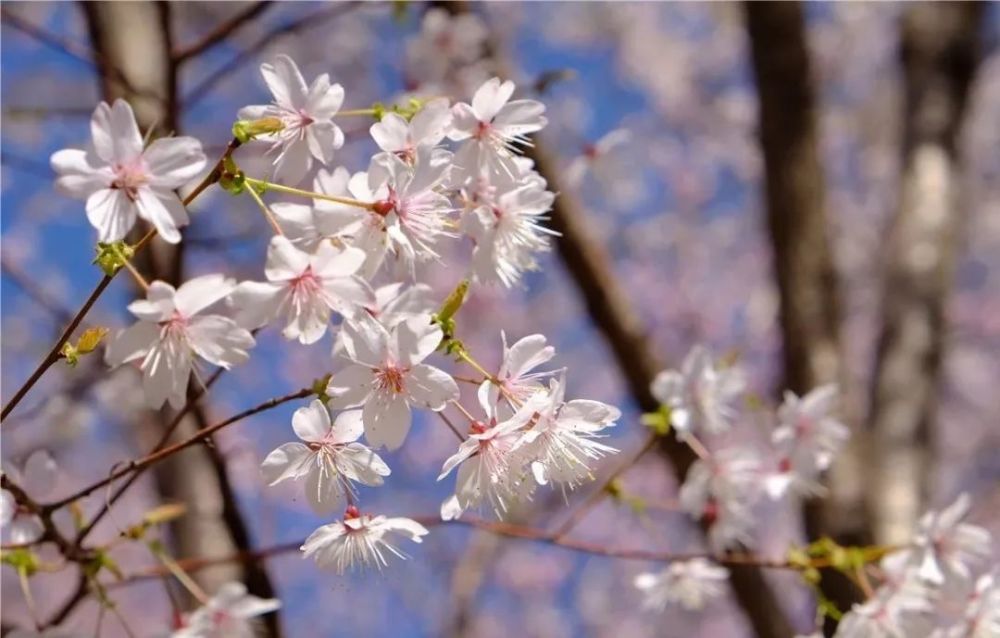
[1,2,999,637]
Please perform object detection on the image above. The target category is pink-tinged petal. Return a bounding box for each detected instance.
[282,297,330,345]
[105,321,158,367]
[227,593,282,620]
[438,440,478,480]
[338,317,389,367]
[394,316,442,367]
[370,114,410,153]
[304,466,345,514]
[321,277,373,315]
[560,400,621,429]
[382,517,429,541]
[237,104,271,121]
[127,281,176,320]
[86,188,136,243]
[273,138,312,184]
[261,54,308,109]
[338,444,390,484]
[362,391,411,450]
[22,450,57,497]
[447,103,479,140]
[326,364,375,408]
[135,188,187,244]
[301,521,347,561]
[271,202,317,246]
[51,149,110,198]
[471,77,515,121]
[8,516,44,545]
[144,136,207,188]
[261,442,313,485]
[409,98,452,146]
[306,120,341,165]
[264,235,310,281]
[186,315,254,369]
[315,166,351,197]
[329,409,365,444]
[650,370,683,405]
[406,364,458,411]
[0,491,14,526]
[141,339,191,409]
[440,494,463,521]
[306,75,344,119]
[312,242,366,278]
[91,99,142,163]
[292,400,332,442]
[493,99,547,134]
[174,274,235,317]
[503,334,554,379]
[229,281,285,330]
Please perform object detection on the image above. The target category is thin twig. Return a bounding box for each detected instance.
[183,1,363,108]
[44,386,312,511]
[173,1,273,63]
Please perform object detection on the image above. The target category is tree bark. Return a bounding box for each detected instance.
[866,2,983,545]
[81,3,281,634]
[744,3,868,632]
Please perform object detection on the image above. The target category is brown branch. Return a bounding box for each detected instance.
[744,2,862,632]
[44,386,312,511]
[72,367,227,543]
[108,516,807,590]
[173,1,274,63]
[866,2,984,545]
[1,255,77,325]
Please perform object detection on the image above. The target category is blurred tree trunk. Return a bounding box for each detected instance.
[81,3,281,634]
[744,2,869,632]
[866,2,983,545]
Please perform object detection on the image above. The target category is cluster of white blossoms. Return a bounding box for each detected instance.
[834,494,997,638]
[47,54,620,593]
[645,345,851,553]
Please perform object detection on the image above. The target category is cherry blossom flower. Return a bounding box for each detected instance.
[231,235,372,345]
[563,128,632,188]
[1,450,57,545]
[634,559,730,611]
[300,506,429,573]
[650,345,745,439]
[513,375,620,491]
[106,275,255,409]
[238,55,345,182]
[449,77,548,178]
[369,148,457,270]
[370,98,453,164]
[765,385,850,499]
[939,572,1000,638]
[50,99,207,243]
[896,493,993,588]
[271,167,360,251]
[479,332,557,412]
[464,173,558,287]
[679,449,762,550]
[405,8,488,85]
[332,283,436,357]
[326,315,459,450]
[438,389,535,521]
[261,400,389,514]
[835,568,934,638]
[172,581,280,638]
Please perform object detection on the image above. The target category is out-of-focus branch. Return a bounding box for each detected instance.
[427,2,796,635]
[173,1,274,63]
[526,143,795,638]
[866,2,984,545]
[79,4,282,634]
[744,2,865,631]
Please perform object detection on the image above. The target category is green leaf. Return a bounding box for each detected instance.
[93,241,134,276]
